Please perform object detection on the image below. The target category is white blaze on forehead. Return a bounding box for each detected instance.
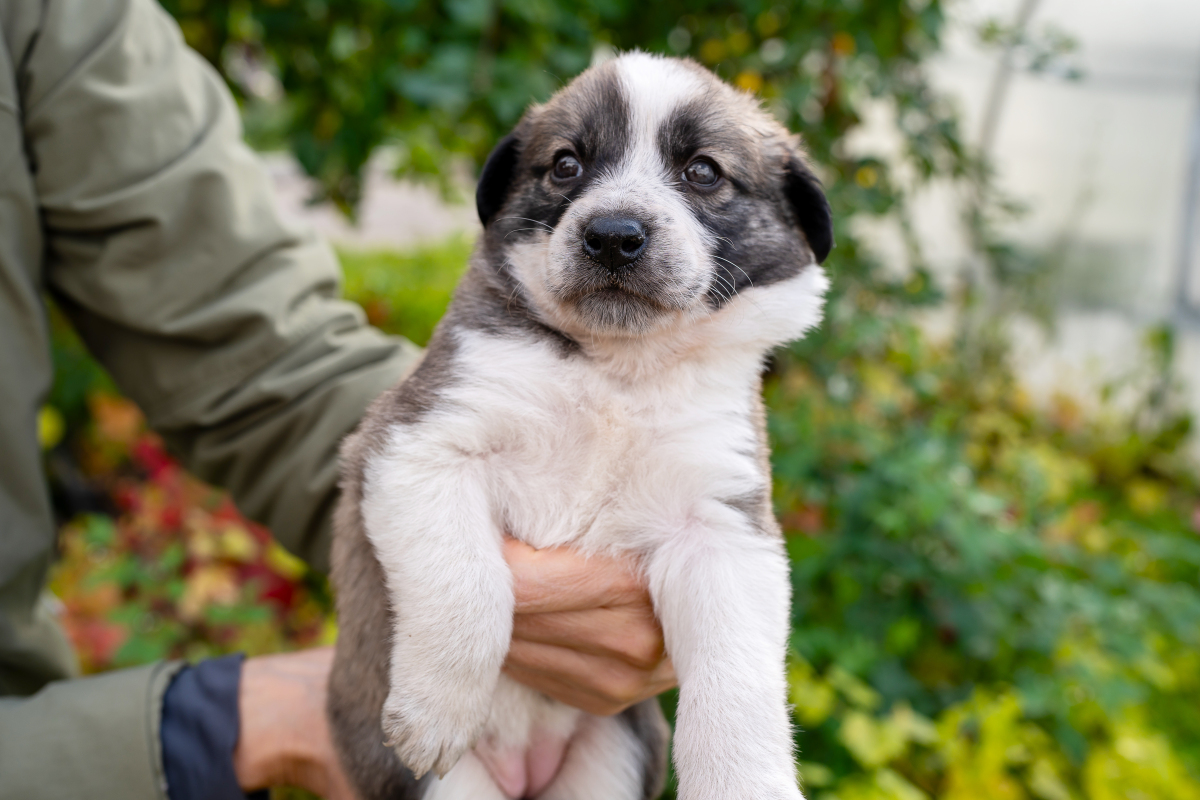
[613,52,708,175]
[536,52,718,335]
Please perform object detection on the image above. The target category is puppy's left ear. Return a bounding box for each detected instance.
[476,132,521,227]
[784,155,834,264]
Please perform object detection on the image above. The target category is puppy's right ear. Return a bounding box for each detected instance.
[784,155,834,265]
[475,132,521,227]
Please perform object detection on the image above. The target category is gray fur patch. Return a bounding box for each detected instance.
[619,699,672,800]
[328,427,431,800]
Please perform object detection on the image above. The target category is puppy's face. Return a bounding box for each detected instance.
[476,53,833,338]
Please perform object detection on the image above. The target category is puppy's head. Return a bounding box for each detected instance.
[477,52,832,338]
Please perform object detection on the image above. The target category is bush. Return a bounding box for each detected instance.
[772,305,1200,799]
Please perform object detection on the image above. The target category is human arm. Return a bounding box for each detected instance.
[0,0,413,796]
[25,0,419,574]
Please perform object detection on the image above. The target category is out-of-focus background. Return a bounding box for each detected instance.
[42,1,1200,798]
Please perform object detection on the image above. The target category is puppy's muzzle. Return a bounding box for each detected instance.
[582,216,647,273]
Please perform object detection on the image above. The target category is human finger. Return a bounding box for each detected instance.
[505,638,677,714]
[511,605,666,669]
[504,539,645,614]
[505,660,630,716]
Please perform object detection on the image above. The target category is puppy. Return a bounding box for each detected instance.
[328,52,833,800]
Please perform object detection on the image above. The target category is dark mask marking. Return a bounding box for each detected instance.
[657,99,831,308]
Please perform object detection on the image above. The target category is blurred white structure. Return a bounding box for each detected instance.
[267,155,478,250]
[920,0,1200,416]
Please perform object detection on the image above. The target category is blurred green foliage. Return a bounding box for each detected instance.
[339,234,475,344]
[773,298,1200,799]
[162,0,957,221]
[41,1,1200,798]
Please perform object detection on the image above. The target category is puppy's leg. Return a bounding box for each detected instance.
[362,433,511,779]
[536,713,648,800]
[648,501,801,800]
[328,463,428,800]
[424,752,510,800]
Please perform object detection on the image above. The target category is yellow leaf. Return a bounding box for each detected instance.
[797,761,834,788]
[319,617,339,646]
[829,665,881,710]
[727,30,752,56]
[936,690,1027,800]
[755,10,781,36]
[178,564,239,622]
[735,70,763,94]
[699,38,726,64]
[840,710,908,768]
[890,702,937,745]
[1084,724,1200,800]
[1126,478,1168,516]
[265,542,308,580]
[1028,758,1071,800]
[795,682,836,728]
[875,768,929,800]
[38,406,64,450]
[187,528,219,562]
[832,31,856,56]
[788,659,837,727]
[230,620,285,658]
[218,526,259,563]
[826,768,929,800]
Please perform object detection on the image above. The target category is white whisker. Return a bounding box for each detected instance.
[505,228,551,239]
[496,216,554,231]
[712,255,754,288]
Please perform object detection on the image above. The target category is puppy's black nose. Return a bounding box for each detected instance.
[582,217,647,271]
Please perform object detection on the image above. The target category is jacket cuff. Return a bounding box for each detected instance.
[161,653,267,800]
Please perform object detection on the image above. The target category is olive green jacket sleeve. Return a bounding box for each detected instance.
[0,0,418,797]
[29,0,420,574]
[0,660,186,800]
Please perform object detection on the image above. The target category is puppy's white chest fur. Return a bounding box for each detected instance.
[444,329,764,555]
[356,271,826,799]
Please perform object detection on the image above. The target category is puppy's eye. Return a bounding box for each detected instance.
[552,154,583,181]
[683,158,720,187]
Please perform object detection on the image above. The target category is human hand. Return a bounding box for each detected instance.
[235,648,359,800]
[502,539,677,715]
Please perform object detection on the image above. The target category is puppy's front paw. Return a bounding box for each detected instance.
[679,778,804,800]
[381,684,491,779]
[748,781,804,800]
